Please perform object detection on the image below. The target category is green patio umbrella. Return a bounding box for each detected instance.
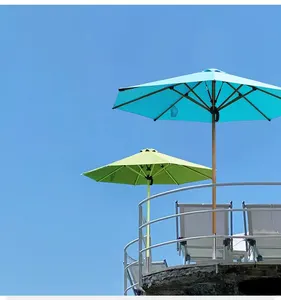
[83,148,212,259]
[112,68,281,254]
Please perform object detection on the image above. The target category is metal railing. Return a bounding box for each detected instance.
[123,181,281,295]
[124,239,139,295]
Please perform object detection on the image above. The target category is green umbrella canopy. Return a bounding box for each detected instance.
[83,148,212,185]
[83,148,212,260]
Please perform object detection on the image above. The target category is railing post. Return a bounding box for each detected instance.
[212,236,217,260]
[124,249,128,295]
[230,201,233,251]
[242,201,248,252]
[138,204,143,287]
[175,201,179,251]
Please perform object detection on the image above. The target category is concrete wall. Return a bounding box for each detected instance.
[142,263,281,295]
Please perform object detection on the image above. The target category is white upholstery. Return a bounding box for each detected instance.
[231,232,250,261]
[245,204,281,260]
[177,203,230,261]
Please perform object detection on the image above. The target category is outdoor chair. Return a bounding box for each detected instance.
[243,202,281,262]
[175,202,232,264]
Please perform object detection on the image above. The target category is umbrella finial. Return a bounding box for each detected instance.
[203,68,225,73]
[140,148,158,153]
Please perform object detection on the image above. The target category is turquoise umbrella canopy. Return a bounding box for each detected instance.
[113,68,281,122]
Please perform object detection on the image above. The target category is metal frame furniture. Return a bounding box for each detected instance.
[175,202,232,263]
[243,202,281,262]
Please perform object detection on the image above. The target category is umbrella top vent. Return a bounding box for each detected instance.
[140,148,158,153]
[203,68,225,73]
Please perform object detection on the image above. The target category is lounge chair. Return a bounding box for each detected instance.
[243,202,281,262]
[175,202,232,263]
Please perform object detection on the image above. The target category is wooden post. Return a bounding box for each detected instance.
[212,80,217,259]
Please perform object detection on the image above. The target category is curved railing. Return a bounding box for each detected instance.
[123,182,281,295]
[123,239,139,295]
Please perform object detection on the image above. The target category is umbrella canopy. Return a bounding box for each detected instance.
[113,68,281,123]
[83,148,212,262]
[83,148,212,185]
[112,68,281,251]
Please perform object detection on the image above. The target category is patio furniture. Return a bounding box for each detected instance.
[175,202,232,263]
[243,202,281,262]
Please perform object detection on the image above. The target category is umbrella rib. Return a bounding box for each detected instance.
[96,165,125,182]
[149,165,155,177]
[170,87,210,112]
[218,84,243,110]
[134,168,141,185]
[154,93,186,121]
[153,82,202,121]
[134,175,140,185]
[252,86,281,101]
[184,83,210,109]
[181,165,212,180]
[153,164,170,178]
[226,83,271,121]
[113,84,181,110]
[219,88,256,110]
[119,86,137,92]
[164,169,179,185]
[215,82,224,102]
[204,82,212,101]
[133,165,149,185]
[125,165,146,178]
[244,96,271,121]
[138,165,147,177]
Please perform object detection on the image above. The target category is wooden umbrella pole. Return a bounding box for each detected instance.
[212,116,217,231]
[212,80,217,259]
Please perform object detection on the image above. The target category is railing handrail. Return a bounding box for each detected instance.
[140,234,281,253]
[138,181,281,207]
[124,260,138,272]
[140,206,281,229]
[124,283,139,294]
[124,238,138,251]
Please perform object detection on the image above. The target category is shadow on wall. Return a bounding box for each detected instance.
[239,278,281,295]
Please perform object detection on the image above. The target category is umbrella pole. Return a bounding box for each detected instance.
[212,80,217,260]
[146,182,151,270]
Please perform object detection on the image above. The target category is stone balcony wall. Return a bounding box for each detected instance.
[142,263,281,295]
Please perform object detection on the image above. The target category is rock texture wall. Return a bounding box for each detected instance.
[142,263,281,295]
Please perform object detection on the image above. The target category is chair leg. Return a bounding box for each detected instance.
[243,251,248,262]
[182,244,191,264]
[223,238,232,262]
[247,238,263,262]
[185,253,191,264]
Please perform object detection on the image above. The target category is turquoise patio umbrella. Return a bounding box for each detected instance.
[112,68,281,243]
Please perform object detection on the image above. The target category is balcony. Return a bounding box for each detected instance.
[124,182,281,296]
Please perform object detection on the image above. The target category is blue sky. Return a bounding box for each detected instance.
[2,4,281,295]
